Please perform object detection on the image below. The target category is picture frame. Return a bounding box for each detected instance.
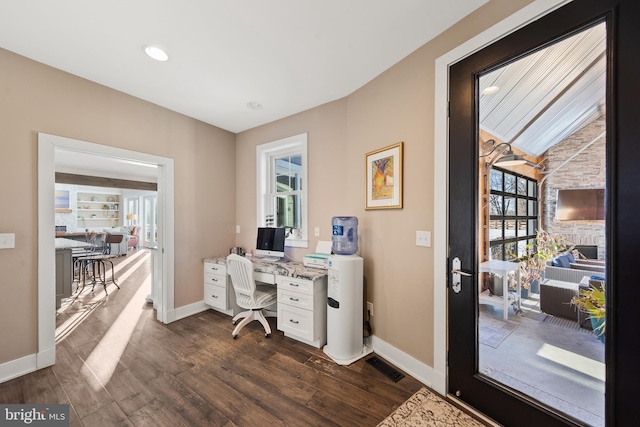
[365,142,403,209]
[54,189,72,213]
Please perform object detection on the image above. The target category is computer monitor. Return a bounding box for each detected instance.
[255,227,286,260]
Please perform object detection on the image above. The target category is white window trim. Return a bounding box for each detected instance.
[257,133,308,248]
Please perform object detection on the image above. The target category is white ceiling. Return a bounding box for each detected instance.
[480,22,606,158]
[55,148,159,182]
[0,0,487,133]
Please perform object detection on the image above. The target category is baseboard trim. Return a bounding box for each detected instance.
[369,335,445,395]
[36,347,55,370]
[0,354,37,384]
[173,300,209,322]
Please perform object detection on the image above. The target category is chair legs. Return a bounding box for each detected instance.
[231,309,272,338]
[73,256,120,296]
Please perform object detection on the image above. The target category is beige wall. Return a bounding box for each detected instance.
[0,47,236,364]
[235,0,533,366]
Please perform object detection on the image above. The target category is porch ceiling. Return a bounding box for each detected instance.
[479,23,606,158]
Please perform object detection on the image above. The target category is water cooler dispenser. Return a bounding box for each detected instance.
[323,217,373,365]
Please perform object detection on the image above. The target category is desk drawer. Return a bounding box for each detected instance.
[276,276,314,295]
[204,262,226,276]
[277,304,313,341]
[204,283,227,309]
[278,288,314,311]
[204,272,226,288]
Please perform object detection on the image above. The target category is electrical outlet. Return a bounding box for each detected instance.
[236,225,241,234]
[315,227,320,237]
[367,302,374,316]
[416,230,431,247]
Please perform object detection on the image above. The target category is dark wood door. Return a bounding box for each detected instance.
[448,0,640,425]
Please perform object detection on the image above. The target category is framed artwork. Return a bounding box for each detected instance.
[54,189,72,213]
[365,142,403,209]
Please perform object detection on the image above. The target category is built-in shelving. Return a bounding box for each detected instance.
[76,192,120,227]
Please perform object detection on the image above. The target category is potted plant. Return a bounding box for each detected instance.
[571,283,606,342]
[517,230,570,298]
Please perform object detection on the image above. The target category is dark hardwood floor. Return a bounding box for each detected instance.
[0,249,423,426]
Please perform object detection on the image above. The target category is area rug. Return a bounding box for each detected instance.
[377,387,487,426]
[479,315,519,348]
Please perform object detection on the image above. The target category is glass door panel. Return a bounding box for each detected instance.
[476,22,607,426]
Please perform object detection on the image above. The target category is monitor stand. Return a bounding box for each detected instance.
[259,256,281,262]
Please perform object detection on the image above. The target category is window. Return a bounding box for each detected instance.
[489,167,538,261]
[124,197,139,223]
[257,133,308,248]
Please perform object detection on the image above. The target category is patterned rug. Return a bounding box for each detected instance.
[479,315,519,348]
[378,388,487,426]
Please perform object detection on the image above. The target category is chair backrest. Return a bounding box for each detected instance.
[226,254,257,306]
[105,233,123,244]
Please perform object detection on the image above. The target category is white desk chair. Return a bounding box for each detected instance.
[226,254,277,338]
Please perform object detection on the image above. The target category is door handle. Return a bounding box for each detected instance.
[451,269,472,277]
[451,257,473,294]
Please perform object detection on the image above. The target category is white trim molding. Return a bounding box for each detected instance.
[369,335,441,391]
[256,133,309,248]
[36,132,175,376]
[0,354,38,384]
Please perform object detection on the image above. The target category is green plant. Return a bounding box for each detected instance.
[571,283,606,337]
[515,230,570,290]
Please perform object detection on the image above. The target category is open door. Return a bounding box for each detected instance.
[448,0,640,425]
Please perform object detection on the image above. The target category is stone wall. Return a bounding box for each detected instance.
[542,116,606,259]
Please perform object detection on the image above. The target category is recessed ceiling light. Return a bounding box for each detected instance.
[143,45,169,62]
[246,101,263,110]
[482,85,500,95]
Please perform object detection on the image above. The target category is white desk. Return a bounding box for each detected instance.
[202,256,328,348]
[479,259,520,320]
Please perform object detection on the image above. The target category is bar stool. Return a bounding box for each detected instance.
[103,233,124,255]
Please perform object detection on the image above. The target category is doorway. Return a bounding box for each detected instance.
[445,0,639,425]
[37,133,175,370]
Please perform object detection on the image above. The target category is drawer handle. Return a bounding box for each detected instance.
[210,278,218,282]
[289,319,299,324]
[289,297,299,302]
[289,283,299,287]
[210,267,219,271]
[211,295,218,298]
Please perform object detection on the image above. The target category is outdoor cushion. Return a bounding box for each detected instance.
[565,251,576,263]
[553,254,571,268]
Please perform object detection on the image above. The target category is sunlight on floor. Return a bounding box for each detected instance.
[537,343,605,381]
[80,272,151,390]
[55,250,150,342]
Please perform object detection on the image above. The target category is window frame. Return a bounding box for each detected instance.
[256,133,308,248]
[488,166,538,261]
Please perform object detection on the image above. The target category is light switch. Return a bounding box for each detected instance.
[315,227,320,237]
[236,225,241,234]
[416,231,431,247]
[0,233,15,249]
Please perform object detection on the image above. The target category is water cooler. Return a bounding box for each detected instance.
[323,217,373,365]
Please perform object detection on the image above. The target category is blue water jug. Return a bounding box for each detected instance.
[332,216,358,255]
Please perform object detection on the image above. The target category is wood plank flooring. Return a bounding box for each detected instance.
[0,249,423,426]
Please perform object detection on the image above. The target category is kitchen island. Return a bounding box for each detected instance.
[55,238,91,308]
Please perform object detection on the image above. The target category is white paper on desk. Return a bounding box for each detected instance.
[315,240,332,255]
